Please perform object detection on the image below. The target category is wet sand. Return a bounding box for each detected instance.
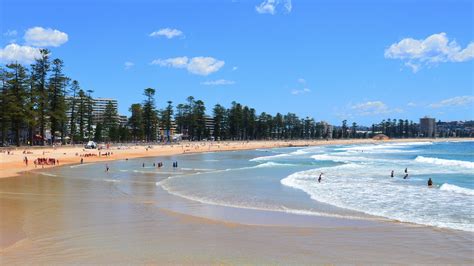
[1,139,473,263]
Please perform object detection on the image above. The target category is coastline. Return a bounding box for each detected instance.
[1,138,471,179]
[1,138,473,263]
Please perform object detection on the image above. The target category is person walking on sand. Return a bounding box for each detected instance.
[80,158,84,164]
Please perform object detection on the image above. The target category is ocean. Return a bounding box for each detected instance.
[160,141,474,231]
[49,141,473,232]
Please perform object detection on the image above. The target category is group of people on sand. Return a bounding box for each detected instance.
[99,151,112,157]
[34,157,58,167]
[81,153,97,158]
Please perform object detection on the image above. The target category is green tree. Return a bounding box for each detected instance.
[31,49,50,145]
[143,88,157,142]
[129,103,144,141]
[161,100,173,142]
[212,104,226,140]
[48,58,68,144]
[5,63,29,146]
[102,100,118,141]
[68,80,80,144]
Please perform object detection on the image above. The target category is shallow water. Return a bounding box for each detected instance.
[161,141,474,231]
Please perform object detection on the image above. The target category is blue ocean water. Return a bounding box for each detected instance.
[160,141,473,232]
[51,141,473,232]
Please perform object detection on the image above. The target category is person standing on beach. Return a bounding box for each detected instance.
[80,158,84,164]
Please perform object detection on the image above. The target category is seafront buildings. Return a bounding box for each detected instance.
[420,117,437,138]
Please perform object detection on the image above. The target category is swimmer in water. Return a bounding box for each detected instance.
[391,170,394,178]
[105,164,109,172]
[318,173,323,183]
[405,168,408,174]
[403,173,409,179]
[428,178,433,187]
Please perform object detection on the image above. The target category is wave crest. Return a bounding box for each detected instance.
[415,156,474,169]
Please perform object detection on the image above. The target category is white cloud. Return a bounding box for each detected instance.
[297,78,306,84]
[151,56,225,76]
[284,0,292,12]
[429,96,474,108]
[351,101,402,116]
[24,27,68,47]
[0,43,41,64]
[291,88,311,95]
[124,61,134,70]
[232,66,238,71]
[385,33,474,72]
[256,0,292,15]
[149,28,183,39]
[201,79,235,86]
[407,102,417,107]
[188,57,225,75]
[3,30,17,37]
[151,56,189,68]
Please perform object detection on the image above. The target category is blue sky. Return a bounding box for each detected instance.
[1,0,473,125]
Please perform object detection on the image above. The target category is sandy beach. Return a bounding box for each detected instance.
[1,138,470,179]
[1,139,473,264]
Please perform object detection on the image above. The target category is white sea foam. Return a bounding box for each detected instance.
[415,156,474,169]
[440,183,474,196]
[281,166,474,232]
[250,153,292,162]
[254,162,297,168]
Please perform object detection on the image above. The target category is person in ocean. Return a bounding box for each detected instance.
[405,168,408,174]
[428,178,433,187]
[105,164,109,172]
[403,173,409,179]
[142,163,145,168]
[318,173,323,183]
[391,170,394,178]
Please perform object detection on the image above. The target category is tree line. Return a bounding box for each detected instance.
[1,53,470,147]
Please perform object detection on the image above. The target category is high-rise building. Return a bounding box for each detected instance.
[420,117,436,138]
[91,98,119,124]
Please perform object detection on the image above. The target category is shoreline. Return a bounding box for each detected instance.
[1,138,472,179]
[1,138,473,263]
